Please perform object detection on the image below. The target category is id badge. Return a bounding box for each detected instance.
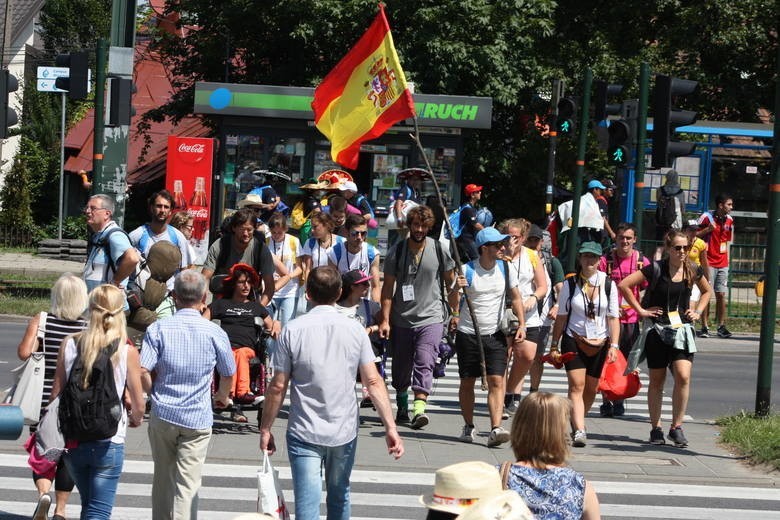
[584,319,599,338]
[720,242,727,254]
[402,285,415,302]
[668,310,683,329]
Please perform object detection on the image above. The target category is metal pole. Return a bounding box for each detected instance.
[565,68,592,274]
[58,93,66,240]
[545,79,563,215]
[92,39,108,191]
[755,44,780,417]
[633,63,650,240]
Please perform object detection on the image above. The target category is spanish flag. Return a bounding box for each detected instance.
[312,5,415,169]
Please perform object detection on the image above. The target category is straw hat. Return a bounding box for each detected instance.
[318,169,353,184]
[419,461,503,515]
[397,167,428,181]
[237,194,264,208]
[455,490,535,520]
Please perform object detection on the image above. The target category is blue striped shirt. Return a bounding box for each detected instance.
[141,308,235,429]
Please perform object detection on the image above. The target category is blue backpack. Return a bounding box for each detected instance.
[249,185,290,215]
[446,204,472,239]
[476,207,494,227]
[137,224,180,254]
[333,242,377,269]
[354,194,375,218]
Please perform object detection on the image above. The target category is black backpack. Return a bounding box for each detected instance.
[655,187,680,227]
[59,339,123,442]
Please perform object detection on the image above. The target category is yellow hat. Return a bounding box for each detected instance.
[419,461,503,515]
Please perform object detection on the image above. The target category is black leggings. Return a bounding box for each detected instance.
[33,458,74,492]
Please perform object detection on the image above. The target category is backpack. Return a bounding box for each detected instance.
[655,187,680,227]
[354,194,375,219]
[137,224,180,254]
[392,238,448,317]
[249,185,290,216]
[87,226,131,275]
[332,242,378,269]
[127,241,182,330]
[475,207,494,227]
[58,339,123,442]
[640,260,663,309]
[446,204,472,239]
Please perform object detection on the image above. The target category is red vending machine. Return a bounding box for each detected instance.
[165,136,216,265]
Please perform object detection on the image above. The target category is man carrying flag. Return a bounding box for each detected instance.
[312,4,416,169]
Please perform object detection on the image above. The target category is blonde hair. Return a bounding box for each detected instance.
[73,285,127,389]
[498,218,530,237]
[510,392,571,468]
[169,210,193,231]
[50,273,88,321]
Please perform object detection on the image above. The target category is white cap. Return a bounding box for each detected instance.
[339,181,358,193]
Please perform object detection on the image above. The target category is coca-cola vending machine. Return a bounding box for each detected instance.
[166,136,215,265]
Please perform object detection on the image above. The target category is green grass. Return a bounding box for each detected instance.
[0,295,49,316]
[717,412,780,471]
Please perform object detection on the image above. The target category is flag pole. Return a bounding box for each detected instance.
[409,118,488,391]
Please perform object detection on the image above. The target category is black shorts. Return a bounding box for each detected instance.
[644,329,694,369]
[618,322,640,359]
[456,330,507,378]
[561,334,609,378]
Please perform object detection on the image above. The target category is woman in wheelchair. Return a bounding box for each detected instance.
[203,263,281,422]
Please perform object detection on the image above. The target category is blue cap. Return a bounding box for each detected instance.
[475,227,509,248]
[587,179,606,190]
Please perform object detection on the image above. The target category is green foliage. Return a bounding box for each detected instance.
[0,136,44,231]
[39,0,112,54]
[34,215,89,243]
[717,411,780,471]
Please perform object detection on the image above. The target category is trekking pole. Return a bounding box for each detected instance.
[409,120,488,391]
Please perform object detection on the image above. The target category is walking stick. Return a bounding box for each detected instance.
[408,118,488,391]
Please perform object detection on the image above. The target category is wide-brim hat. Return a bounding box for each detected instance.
[419,461,503,515]
[318,169,353,184]
[455,490,535,520]
[578,241,603,256]
[237,194,265,208]
[397,168,429,181]
[300,180,332,190]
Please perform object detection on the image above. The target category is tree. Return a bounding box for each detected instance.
[39,0,112,54]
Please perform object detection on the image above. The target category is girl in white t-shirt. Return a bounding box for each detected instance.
[266,213,303,328]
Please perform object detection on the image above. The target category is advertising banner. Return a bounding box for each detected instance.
[165,136,215,264]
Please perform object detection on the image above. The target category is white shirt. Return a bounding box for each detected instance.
[558,271,619,339]
[458,260,519,336]
[301,234,345,269]
[511,247,542,328]
[267,234,302,299]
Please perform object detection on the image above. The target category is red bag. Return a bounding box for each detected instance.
[598,350,641,400]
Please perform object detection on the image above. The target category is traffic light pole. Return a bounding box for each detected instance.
[92,39,108,188]
[632,63,650,241]
[58,93,66,240]
[545,79,563,215]
[755,45,780,417]
[565,68,592,274]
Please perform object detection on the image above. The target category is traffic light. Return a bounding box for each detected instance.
[556,97,577,136]
[593,80,623,122]
[54,51,90,100]
[108,77,136,126]
[606,100,638,167]
[0,69,19,139]
[651,74,698,169]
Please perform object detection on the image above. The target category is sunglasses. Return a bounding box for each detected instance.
[484,242,504,248]
[672,245,690,252]
[350,230,368,237]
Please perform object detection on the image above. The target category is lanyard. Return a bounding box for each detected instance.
[271,237,285,264]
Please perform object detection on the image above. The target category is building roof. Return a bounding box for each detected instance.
[0,0,45,49]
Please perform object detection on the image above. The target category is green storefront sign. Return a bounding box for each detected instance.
[193,82,492,129]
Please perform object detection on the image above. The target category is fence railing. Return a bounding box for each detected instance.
[0,224,35,248]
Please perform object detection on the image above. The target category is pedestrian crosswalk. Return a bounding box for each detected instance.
[0,453,778,519]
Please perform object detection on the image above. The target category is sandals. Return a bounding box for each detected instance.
[231,410,248,423]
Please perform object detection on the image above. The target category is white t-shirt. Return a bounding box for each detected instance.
[129,224,193,290]
[558,271,619,339]
[267,234,302,299]
[458,260,519,336]
[327,242,379,275]
[511,247,542,328]
[301,234,345,269]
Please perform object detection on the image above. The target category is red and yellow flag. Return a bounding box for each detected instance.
[312,6,415,169]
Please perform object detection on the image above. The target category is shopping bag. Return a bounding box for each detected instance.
[385,200,419,229]
[34,397,66,462]
[598,350,641,401]
[9,353,45,424]
[257,452,290,520]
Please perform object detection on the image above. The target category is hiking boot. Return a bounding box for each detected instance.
[649,426,666,445]
[572,429,587,447]
[458,424,477,443]
[612,400,626,417]
[410,413,429,430]
[668,426,689,447]
[395,408,410,425]
[717,325,733,339]
[32,493,51,520]
[600,401,614,417]
[698,326,710,338]
[487,427,510,448]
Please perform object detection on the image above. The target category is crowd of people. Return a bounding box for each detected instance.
[15,169,735,519]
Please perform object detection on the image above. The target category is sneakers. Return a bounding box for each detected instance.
[698,326,710,338]
[395,408,410,425]
[572,429,587,447]
[32,493,51,520]
[599,401,614,417]
[668,426,689,447]
[459,424,477,443]
[649,426,666,445]
[410,413,429,430]
[501,408,510,420]
[612,400,626,417]
[487,427,510,447]
[505,400,520,415]
[717,325,733,339]
[235,393,263,405]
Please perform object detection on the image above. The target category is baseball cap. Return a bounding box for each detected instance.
[587,179,606,190]
[475,227,509,248]
[342,270,371,287]
[339,181,358,193]
[602,178,617,189]
[464,184,483,195]
[527,224,544,240]
[578,241,603,256]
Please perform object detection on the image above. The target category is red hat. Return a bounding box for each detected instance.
[464,184,483,195]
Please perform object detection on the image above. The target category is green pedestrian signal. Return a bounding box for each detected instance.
[607,119,631,167]
[558,119,572,134]
[555,97,577,137]
[608,145,629,166]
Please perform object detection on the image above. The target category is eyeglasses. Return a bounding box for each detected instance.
[350,230,368,237]
[84,205,106,213]
[672,245,690,252]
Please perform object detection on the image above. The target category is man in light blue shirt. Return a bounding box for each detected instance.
[141,269,235,520]
[260,266,403,520]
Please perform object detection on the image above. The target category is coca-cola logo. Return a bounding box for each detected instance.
[187,208,209,218]
[175,140,208,164]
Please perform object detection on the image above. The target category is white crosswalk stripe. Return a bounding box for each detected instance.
[0,454,778,519]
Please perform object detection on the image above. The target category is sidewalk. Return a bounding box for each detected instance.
[0,252,84,278]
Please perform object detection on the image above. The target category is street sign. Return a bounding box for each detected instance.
[37,79,67,92]
[36,67,92,93]
[37,66,70,79]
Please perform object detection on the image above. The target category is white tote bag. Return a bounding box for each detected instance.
[257,452,290,519]
[385,200,420,229]
[10,353,46,424]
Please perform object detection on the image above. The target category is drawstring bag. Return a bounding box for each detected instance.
[598,350,641,401]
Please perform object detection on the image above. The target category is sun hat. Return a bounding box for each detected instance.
[464,184,483,195]
[419,461,504,514]
[237,194,264,208]
[476,227,509,248]
[578,241,603,256]
[587,179,606,190]
[339,181,358,193]
[396,168,428,181]
[455,490,535,520]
